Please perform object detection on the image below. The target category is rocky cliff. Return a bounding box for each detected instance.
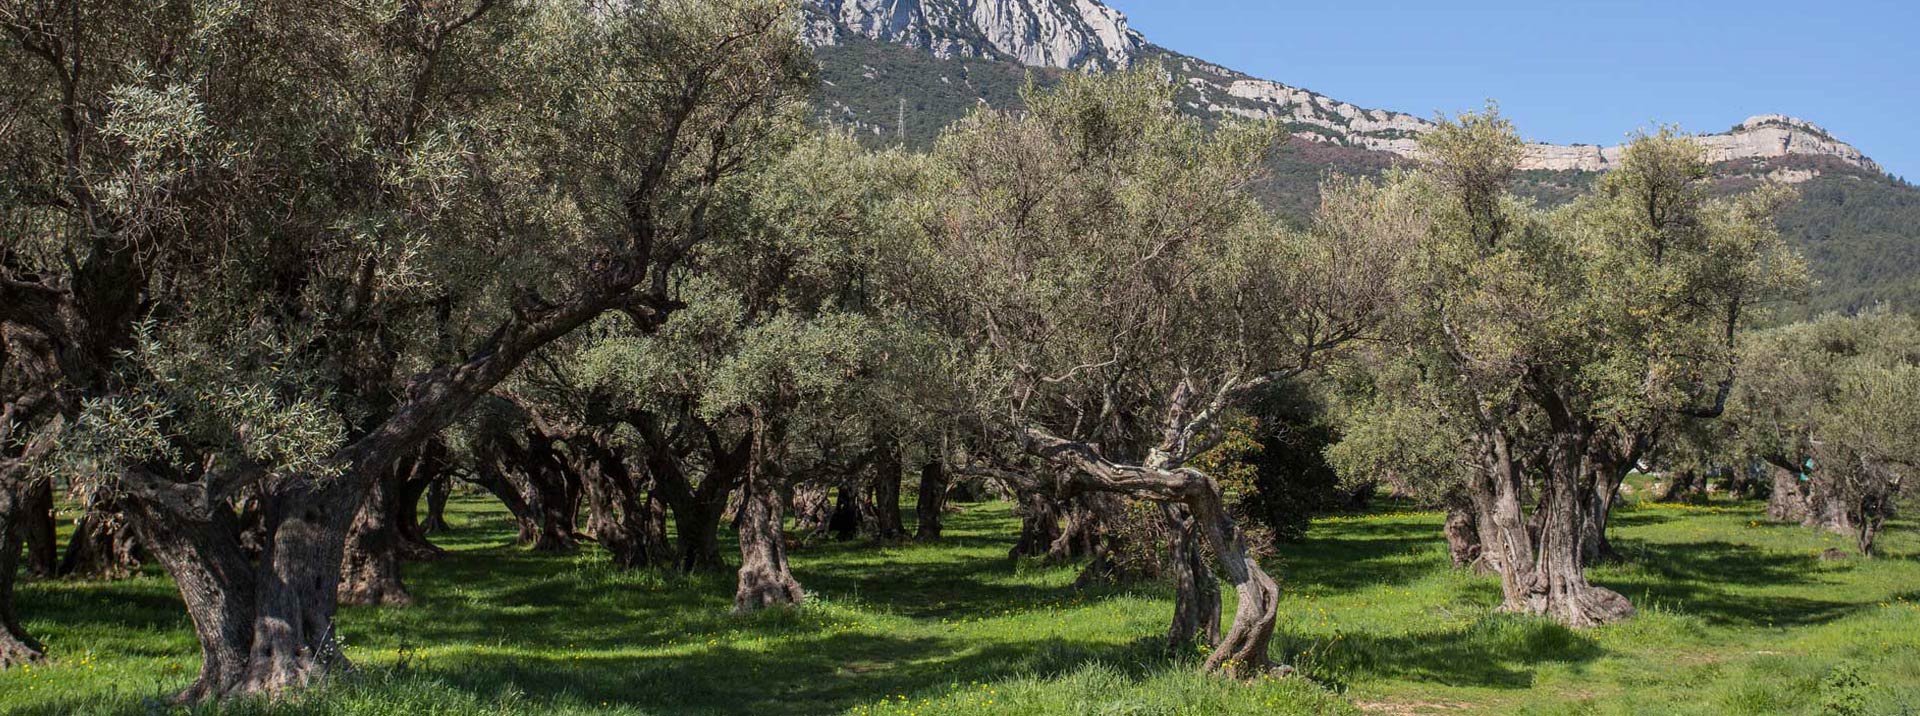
[803,0,1145,70]
[803,0,1883,179]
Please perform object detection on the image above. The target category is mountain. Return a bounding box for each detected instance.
[803,0,1917,316]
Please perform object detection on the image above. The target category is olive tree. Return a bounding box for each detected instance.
[896,70,1406,675]
[1335,111,1803,627]
[1730,310,1920,554]
[3,0,813,699]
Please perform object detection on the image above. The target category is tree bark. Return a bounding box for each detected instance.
[871,438,906,540]
[576,437,669,569]
[1009,492,1061,560]
[16,479,56,578]
[1163,504,1219,651]
[507,430,582,552]
[1443,494,1482,570]
[421,475,452,533]
[59,495,143,579]
[1468,431,1633,628]
[339,467,415,607]
[0,490,47,668]
[733,421,802,612]
[392,444,448,561]
[914,459,948,541]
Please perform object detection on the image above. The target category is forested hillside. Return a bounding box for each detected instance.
[812,12,1920,316]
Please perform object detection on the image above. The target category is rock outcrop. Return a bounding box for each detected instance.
[804,0,1145,70]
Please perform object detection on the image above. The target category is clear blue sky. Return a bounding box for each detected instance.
[1103,0,1920,180]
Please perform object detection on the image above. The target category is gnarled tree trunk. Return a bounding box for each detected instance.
[1163,503,1219,650]
[1009,491,1061,560]
[733,422,801,612]
[1467,432,1633,628]
[59,495,143,579]
[1442,492,1482,570]
[339,467,415,607]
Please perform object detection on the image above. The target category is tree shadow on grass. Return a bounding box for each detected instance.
[1602,538,1865,628]
[416,630,1163,716]
[1274,614,1605,691]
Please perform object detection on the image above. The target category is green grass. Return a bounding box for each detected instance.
[3,492,1916,715]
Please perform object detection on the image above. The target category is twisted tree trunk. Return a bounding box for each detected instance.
[733,420,801,612]
[1163,503,1219,650]
[1015,429,1281,676]
[1466,431,1633,628]
[577,438,670,569]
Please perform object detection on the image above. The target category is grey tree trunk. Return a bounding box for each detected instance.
[733,424,802,612]
[1442,495,1482,570]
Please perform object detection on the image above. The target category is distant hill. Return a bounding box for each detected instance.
[805,0,1918,317]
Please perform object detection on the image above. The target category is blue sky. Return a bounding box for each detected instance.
[1103,0,1919,180]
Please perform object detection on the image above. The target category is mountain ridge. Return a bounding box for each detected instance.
[802,0,1883,179]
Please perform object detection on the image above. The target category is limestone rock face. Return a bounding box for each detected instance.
[805,0,1882,179]
[804,0,1145,70]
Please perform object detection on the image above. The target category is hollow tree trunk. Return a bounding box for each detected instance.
[1163,503,1219,651]
[421,475,452,533]
[733,423,801,612]
[914,459,948,541]
[0,490,47,668]
[16,479,55,578]
[871,438,906,540]
[59,495,143,579]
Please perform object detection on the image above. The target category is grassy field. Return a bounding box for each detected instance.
[4,491,1917,716]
